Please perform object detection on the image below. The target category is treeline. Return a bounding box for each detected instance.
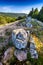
[28,7,43,22]
[0,15,25,25]
[0,12,26,17]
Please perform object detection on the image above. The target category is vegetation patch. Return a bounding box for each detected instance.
[0,37,5,42]
[28,7,43,22]
[32,35,43,65]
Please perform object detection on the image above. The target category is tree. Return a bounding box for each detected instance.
[38,7,43,22]
[17,16,23,20]
[6,17,12,23]
[33,8,39,18]
[28,8,39,19]
[28,8,34,17]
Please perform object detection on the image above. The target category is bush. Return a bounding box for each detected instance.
[5,29,12,36]
[17,16,23,20]
[6,17,16,23]
[0,16,6,24]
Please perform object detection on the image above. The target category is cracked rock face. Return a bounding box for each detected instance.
[12,29,28,49]
[14,50,27,61]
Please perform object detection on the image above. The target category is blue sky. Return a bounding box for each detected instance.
[0,0,43,14]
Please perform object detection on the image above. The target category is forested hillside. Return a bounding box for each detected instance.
[0,12,26,17]
[28,7,43,22]
[0,12,26,25]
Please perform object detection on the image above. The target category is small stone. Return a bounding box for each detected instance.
[30,43,36,49]
[6,63,9,65]
[26,23,33,28]
[0,62,3,65]
[26,17,32,23]
[26,61,31,65]
[30,36,34,43]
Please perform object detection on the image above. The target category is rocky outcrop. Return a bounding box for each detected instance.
[30,37,38,59]
[26,23,33,28]
[11,29,30,61]
[30,43,38,59]
[12,29,38,61]
[12,29,28,49]
[26,17,33,28]
[26,17,32,23]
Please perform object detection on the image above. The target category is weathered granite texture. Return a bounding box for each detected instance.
[12,29,28,49]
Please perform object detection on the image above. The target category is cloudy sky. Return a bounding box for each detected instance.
[0,0,43,14]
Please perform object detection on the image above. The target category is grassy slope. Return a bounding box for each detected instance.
[30,21,43,65]
[31,21,43,42]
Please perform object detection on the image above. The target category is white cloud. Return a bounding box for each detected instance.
[0,6,12,12]
[0,3,43,14]
[20,10,29,14]
[0,6,29,14]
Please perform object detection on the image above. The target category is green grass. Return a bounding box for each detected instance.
[31,21,42,29]
[31,21,43,42]
[32,30,43,42]
[32,35,43,65]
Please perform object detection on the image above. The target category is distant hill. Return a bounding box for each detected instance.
[0,12,26,17]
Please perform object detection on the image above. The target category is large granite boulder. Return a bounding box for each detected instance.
[12,29,28,49]
[14,50,27,61]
